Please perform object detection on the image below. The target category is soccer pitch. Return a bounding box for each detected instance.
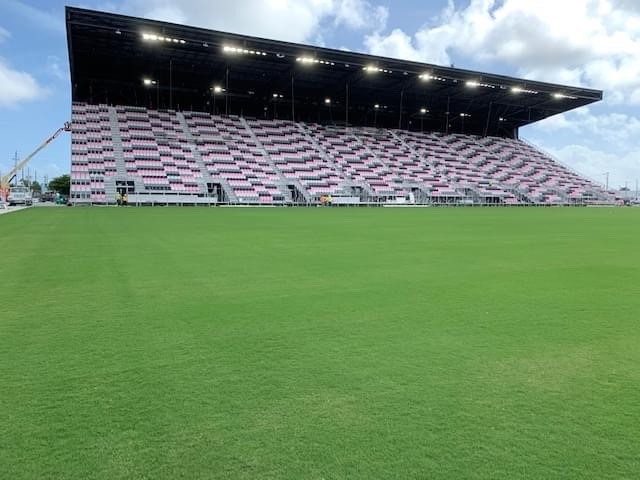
[2,207,639,479]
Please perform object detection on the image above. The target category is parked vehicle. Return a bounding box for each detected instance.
[7,186,33,206]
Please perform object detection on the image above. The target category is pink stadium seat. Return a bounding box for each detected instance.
[70,102,613,205]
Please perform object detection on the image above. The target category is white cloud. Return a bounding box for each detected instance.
[116,0,388,43]
[0,58,48,108]
[526,107,640,186]
[542,143,640,189]
[364,0,640,105]
[533,107,640,145]
[333,0,388,31]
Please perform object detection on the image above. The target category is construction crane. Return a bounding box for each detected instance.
[1,122,72,200]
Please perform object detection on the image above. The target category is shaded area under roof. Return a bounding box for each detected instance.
[66,6,602,137]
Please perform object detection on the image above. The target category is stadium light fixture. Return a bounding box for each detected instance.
[324,98,331,105]
[223,45,268,56]
[213,85,223,93]
[552,92,578,100]
[142,33,186,44]
[296,56,335,66]
[419,73,446,82]
[374,104,380,109]
[511,86,539,94]
[466,80,496,89]
[499,117,506,122]
[420,108,428,114]
[364,65,392,74]
[142,78,157,86]
[460,113,471,117]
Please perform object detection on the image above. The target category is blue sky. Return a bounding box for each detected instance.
[1,0,638,189]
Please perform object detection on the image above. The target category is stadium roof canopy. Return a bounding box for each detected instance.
[66,6,602,137]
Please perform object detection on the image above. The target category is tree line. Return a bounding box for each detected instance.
[19,174,70,196]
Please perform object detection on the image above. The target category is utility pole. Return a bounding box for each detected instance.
[13,152,18,185]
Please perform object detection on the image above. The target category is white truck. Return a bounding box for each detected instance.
[7,186,33,206]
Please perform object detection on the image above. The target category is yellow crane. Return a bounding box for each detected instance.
[1,122,72,200]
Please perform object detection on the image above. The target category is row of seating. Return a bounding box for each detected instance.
[70,103,612,204]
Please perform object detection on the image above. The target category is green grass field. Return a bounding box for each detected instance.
[1,207,639,479]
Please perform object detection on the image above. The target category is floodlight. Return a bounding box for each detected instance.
[552,92,577,99]
[419,73,446,82]
[142,33,186,44]
[364,65,390,73]
[511,86,538,94]
[466,80,496,89]
[296,56,335,66]
[223,45,267,56]
[213,85,223,93]
[364,66,377,73]
[324,98,331,105]
[420,108,427,114]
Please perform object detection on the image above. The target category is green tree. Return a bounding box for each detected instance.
[31,180,42,193]
[48,174,70,196]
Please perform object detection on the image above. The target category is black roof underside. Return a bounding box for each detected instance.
[66,7,602,137]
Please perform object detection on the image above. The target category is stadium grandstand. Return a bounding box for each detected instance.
[66,7,615,206]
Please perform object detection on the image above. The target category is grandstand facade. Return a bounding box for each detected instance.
[67,7,614,206]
